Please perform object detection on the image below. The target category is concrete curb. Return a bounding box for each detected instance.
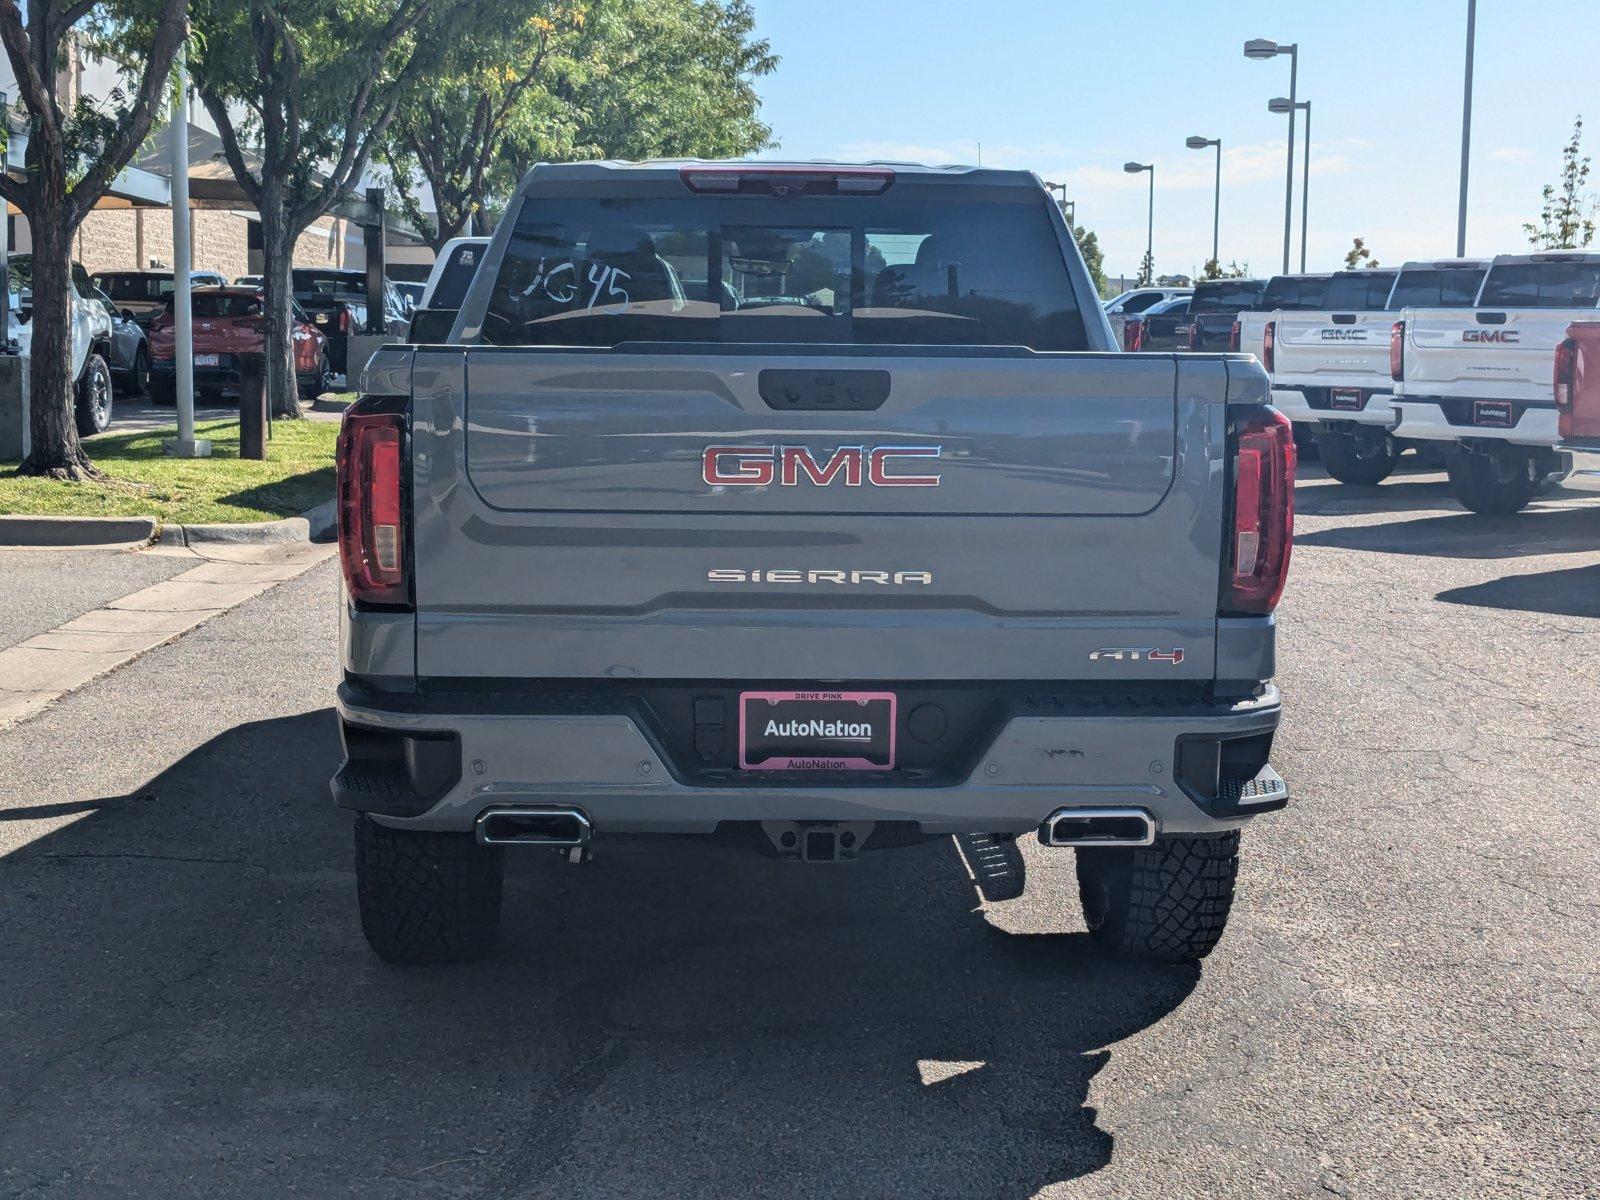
[1,499,335,550]
[158,499,337,548]
[0,514,157,548]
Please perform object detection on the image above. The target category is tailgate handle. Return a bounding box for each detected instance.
[1331,313,1356,324]
[759,369,890,411]
[1476,311,1507,325]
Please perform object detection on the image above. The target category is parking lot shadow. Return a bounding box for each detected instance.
[1436,562,1600,618]
[0,710,1197,1199]
[1296,504,1600,559]
[1294,476,1457,518]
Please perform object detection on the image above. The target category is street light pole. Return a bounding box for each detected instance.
[1300,101,1311,272]
[1246,38,1299,273]
[163,35,209,459]
[1124,161,1154,283]
[1457,0,1476,256]
[1186,136,1222,267]
[1043,181,1077,230]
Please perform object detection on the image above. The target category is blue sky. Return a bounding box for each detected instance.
[747,0,1600,281]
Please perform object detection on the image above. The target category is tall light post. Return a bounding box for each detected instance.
[1457,0,1477,256]
[1245,37,1299,274]
[1269,98,1311,271]
[1043,180,1076,228]
[1124,161,1154,283]
[1186,135,1222,268]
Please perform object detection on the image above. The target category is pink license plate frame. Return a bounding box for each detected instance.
[738,690,897,772]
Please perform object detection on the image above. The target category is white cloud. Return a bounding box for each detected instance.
[1488,147,1535,163]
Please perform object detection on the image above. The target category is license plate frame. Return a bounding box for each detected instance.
[738,690,897,772]
[1473,400,1513,427]
[193,353,220,368]
[1330,387,1365,411]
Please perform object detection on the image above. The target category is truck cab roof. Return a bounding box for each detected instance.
[508,158,1045,198]
[1395,258,1491,272]
[1488,251,1600,267]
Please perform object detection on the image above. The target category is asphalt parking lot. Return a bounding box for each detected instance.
[0,462,1596,1199]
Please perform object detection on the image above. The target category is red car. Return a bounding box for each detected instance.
[148,286,333,404]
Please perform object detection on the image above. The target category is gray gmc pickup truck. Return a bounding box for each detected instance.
[333,160,1295,967]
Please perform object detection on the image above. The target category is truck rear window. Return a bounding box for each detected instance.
[1476,262,1600,309]
[93,273,175,301]
[293,270,365,299]
[1260,276,1330,311]
[1386,268,1485,308]
[1321,272,1397,311]
[1190,279,1267,314]
[480,195,1088,350]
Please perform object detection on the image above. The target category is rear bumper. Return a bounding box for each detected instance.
[1272,386,1395,427]
[1390,398,1560,446]
[332,681,1287,838]
[151,361,323,393]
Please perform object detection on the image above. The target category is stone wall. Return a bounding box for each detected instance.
[40,210,356,280]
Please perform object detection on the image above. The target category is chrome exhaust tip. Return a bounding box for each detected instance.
[475,806,593,848]
[1038,807,1156,848]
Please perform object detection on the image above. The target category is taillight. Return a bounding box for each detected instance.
[1126,320,1145,352]
[1229,319,1241,352]
[1553,337,1576,413]
[1224,406,1295,615]
[1390,320,1406,382]
[1186,323,1198,350]
[1262,320,1276,372]
[337,402,409,607]
[338,308,350,333]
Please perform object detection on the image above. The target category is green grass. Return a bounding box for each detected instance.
[0,418,338,524]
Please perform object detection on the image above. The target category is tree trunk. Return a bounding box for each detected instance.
[20,199,98,479]
[258,202,302,420]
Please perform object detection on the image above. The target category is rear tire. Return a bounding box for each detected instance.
[149,374,175,405]
[1076,832,1240,964]
[73,353,114,436]
[128,344,150,398]
[354,816,504,965]
[1319,426,1398,486]
[1445,448,1539,515]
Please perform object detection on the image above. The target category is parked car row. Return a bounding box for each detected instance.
[1117,253,1600,514]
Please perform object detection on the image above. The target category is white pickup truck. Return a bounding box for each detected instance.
[7,256,118,435]
[1234,274,1329,455]
[1390,251,1600,513]
[1267,261,1487,484]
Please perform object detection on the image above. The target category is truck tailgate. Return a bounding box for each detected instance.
[1402,308,1581,402]
[1272,311,1392,390]
[402,346,1239,683]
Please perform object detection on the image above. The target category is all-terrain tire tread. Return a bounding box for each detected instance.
[1076,832,1240,964]
[354,817,503,965]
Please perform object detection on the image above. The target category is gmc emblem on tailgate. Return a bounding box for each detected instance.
[702,445,942,488]
[1463,329,1520,343]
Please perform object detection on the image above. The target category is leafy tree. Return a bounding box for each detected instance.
[1199,259,1252,280]
[190,0,441,416]
[1136,249,1154,288]
[1070,224,1106,296]
[383,0,776,251]
[1343,237,1380,269]
[1525,115,1596,250]
[0,0,188,478]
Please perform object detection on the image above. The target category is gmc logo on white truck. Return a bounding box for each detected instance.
[1463,329,1520,343]
[702,445,943,488]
